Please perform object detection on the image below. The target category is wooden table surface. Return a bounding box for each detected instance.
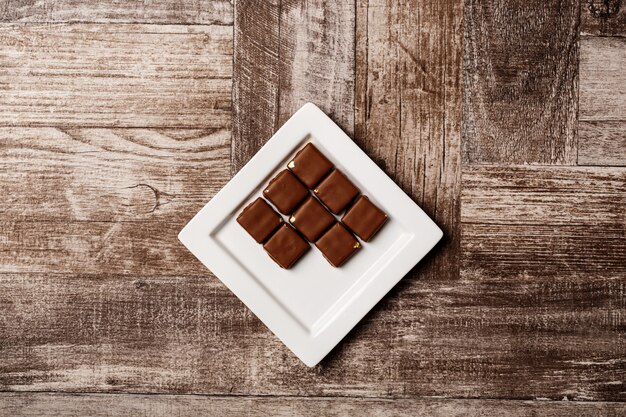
[1,1,624,415]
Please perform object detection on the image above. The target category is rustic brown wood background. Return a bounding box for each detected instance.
[1,0,624,415]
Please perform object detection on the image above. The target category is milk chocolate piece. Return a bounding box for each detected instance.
[313,169,360,214]
[288,143,333,188]
[289,196,335,242]
[263,224,310,269]
[237,198,284,243]
[315,222,361,267]
[264,170,309,215]
[342,196,387,242]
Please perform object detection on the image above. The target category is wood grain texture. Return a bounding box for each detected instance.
[0,125,229,275]
[355,0,462,282]
[0,24,232,128]
[277,0,355,134]
[462,165,626,279]
[1,271,624,400]
[232,0,279,173]
[579,121,626,166]
[580,36,626,122]
[1,394,625,417]
[0,0,233,25]
[2,169,623,399]
[579,36,626,166]
[463,0,579,164]
[582,0,626,36]
[0,223,207,275]
[232,0,355,173]
[0,127,230,221]
[1,0,624,407]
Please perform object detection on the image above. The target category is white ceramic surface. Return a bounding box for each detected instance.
[178,103,443,366]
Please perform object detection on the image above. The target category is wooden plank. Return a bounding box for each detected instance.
[232,0,355,173]
[0,127,230,221]
[580,36,626,122]
[0,126,229,276]
[0,24,232,128]
[0,272,624,399]
[462,165,625,279]
[0,223,206,275]
[232,0,279,173]
[579,36,626,166]
[355,0,462,281]
[277,0,355,134]
[462,165,625,226]
[1,394,625,417]
[579,121,626,166]
[0,0,233,25]
[581,0,626,36]
[463,1,579,164]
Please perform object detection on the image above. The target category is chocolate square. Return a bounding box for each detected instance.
[315,222,361,267]
[263,224,310,269]
[342,196,387,242]
[289,196,335,242]
[236,198,283,243]
[288,143,333,188]
[313,169,360,214]
[263,169,309,215]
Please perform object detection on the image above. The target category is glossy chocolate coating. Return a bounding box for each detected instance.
[263,169,309,215]
[288,143,333,188]
[263,224,310,269]
[313,169,360,214]
[236,198,283,243]
[315,222,361,267]
[290,195,335,242]
[341,196,387,242]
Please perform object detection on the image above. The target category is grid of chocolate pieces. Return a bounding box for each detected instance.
[237,143,388,269]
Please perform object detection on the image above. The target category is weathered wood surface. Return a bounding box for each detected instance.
[0,24,231,128]
[581,0,626,36]
[580,36,626,123]
[579,36,626,166]
[232,0,355,173]
[0,127,230,221]
[463,0,579,164]
[232,0,279,173]
[1,394,625,417]
[354,0,462,283]
[0,0,233,24]
[462,165,626,278]
[0,269,624,399]
[3,164,623,400]
[579,121,626,166]
[0,126,229,275]
[1,0,625,409]
[1,167,623,399]
[277,1,355,135]
[0,223,208,275]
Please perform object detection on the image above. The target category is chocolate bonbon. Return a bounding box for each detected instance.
[287,143,333,188]
[290,195,335,242]
[315,222,361,267]
[264,169,309,215]
[313,169,360,214]
[237,198,283,243]
[263,224,310,269]
[342,196,387,242]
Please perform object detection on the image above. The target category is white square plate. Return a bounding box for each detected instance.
[179,103,442,366]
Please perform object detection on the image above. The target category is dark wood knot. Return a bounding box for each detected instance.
[134,280,147,289]
[587,0,621,19]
